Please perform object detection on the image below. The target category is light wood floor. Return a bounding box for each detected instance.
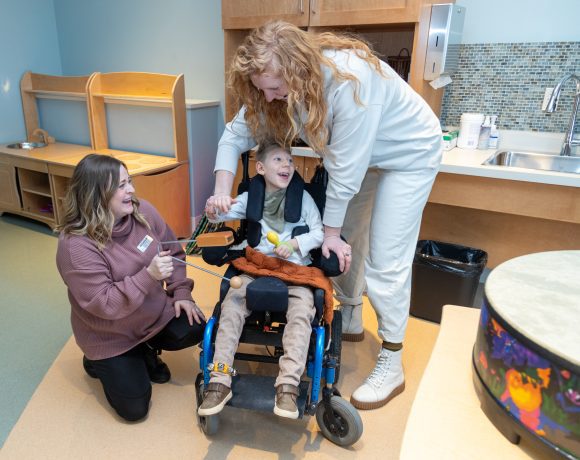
[1,255,441,459]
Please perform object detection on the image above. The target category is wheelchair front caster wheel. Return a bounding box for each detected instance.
[196,378,220,436]
[316,396,363,446]
[199,413,219,436]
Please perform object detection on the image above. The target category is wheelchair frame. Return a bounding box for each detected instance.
[194,153,363,447]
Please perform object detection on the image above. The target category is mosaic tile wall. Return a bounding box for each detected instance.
[440,42,580,133]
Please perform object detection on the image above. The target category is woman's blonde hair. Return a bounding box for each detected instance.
[57,154,149,249]
[229,20,385,154]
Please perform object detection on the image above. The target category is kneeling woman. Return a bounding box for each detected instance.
[56,154,205,421]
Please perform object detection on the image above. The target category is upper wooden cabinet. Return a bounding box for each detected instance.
[222,0,424,29]
[222,0,310,29]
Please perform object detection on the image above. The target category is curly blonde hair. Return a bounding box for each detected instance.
[57,154,149,249]
[228,20,385,154]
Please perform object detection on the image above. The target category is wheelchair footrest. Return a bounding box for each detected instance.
[228,374,309,419]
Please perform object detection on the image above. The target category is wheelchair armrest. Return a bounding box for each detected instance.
[309,248,343,277]
[201,227,241,267]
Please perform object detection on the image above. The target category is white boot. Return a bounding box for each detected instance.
[350,348,405,410]
[341,304,364,342]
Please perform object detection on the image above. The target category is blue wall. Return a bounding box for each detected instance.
[0,0,62,143]
[53,0,224,103]
[0,0,223,144]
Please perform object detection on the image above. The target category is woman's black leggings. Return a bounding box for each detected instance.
[85,315,205,421]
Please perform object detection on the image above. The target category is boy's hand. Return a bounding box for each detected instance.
[273,239,297,259]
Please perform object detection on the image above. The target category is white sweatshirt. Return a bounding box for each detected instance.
[208,190,323,266]
[215,49,442,228]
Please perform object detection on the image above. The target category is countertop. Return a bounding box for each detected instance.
[293,130,580,188]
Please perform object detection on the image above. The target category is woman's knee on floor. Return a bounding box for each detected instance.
[107,386,152,422]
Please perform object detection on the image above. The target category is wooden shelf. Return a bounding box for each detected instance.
[21,191,55,222]
[90,93,174,107]
[20,72,92,142]
[88,72,188,163]
[17,169,51,196]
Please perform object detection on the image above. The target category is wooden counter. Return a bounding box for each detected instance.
[420,172,580,268]
[0,142,190,237]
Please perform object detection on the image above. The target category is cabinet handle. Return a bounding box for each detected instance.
[311,0,316,15]
[299,0,304,14]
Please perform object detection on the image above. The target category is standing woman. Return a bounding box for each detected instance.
[207,20,442,411]
[56,154,206,421]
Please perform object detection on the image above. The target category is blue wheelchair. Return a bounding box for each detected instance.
[194,155,363,447]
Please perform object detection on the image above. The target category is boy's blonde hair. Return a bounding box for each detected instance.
[255,140,291,163]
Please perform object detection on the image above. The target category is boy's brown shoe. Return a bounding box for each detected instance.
[198,383,232,416]
[274,384,300,419]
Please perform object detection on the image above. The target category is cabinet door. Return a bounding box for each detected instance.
[0,158,20,211]
[132,164,191,238]
[309,0,422,26]
[222,0,310,29]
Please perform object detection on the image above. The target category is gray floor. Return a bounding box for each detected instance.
[0,213,72,448]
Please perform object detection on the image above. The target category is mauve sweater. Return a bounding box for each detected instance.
[56,200,193,360]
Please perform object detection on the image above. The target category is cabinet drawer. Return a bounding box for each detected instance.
[11,157,48,173]
[48,163,74,178]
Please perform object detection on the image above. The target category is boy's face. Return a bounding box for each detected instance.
[256,148,295,192]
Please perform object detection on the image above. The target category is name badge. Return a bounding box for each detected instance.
[137,235,153,253]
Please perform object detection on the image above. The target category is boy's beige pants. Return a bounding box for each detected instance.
[210,274,315,388]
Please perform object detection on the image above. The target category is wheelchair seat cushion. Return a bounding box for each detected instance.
[246,277,289,312]
[232,247,334,323]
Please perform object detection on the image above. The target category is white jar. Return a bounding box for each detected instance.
[457,113,485,149]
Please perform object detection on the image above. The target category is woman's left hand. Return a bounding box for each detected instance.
[174,300,206,326]
[322,227,352,274]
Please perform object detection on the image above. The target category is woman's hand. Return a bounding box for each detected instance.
[174,299,206,326]
[205,194,237,219]
[322,228,352,274]
[146,250,174,281]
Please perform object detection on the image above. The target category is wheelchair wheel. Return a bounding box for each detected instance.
[329,310,342,383]
[316,396,363,447]
[196,378,220,436]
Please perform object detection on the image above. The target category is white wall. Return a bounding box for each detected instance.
[459,0,580,44]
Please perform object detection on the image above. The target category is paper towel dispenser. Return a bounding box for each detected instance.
[424,3,466,81]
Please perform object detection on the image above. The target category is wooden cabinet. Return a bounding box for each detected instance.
[0,155,20,212]
[222,0,423,29]
[0,71,195,237]
[222,0,310,28]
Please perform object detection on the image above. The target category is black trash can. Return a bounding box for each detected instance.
[410,240,488,323]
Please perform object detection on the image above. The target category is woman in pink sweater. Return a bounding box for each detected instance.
[56,154,205,421]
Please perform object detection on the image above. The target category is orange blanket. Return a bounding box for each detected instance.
[232,247,334,323]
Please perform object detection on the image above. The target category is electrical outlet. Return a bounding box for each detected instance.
[542,87,554,111]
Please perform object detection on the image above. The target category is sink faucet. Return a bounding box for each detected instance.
[544,73,580,156]
[31,128,55,145]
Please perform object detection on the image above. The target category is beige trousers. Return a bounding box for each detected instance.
[211,274,315,388]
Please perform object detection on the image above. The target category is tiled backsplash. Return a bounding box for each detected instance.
[439,42,580,133]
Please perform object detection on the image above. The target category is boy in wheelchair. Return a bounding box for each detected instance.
[198,142,324,419]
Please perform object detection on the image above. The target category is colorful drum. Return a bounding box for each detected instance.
[472,251,579,459]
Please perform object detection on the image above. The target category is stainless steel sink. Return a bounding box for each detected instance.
[483,150,580,174]
[7,142,48,150]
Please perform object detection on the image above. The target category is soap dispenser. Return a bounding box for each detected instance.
[488,116,499,149]
[477,116,491,149]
